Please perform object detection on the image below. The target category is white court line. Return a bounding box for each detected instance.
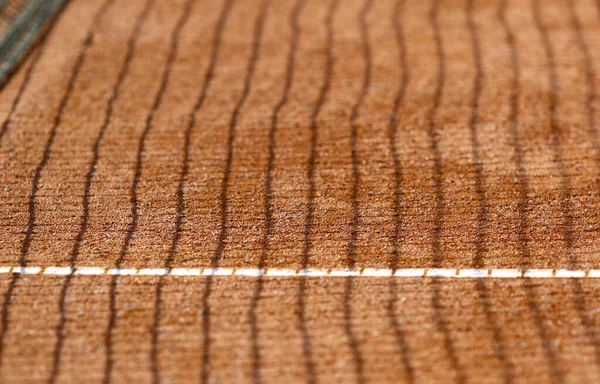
[1,266,600,278]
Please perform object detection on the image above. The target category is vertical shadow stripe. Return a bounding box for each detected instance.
[531,0,580,381]
[428,0,445,270]
[345,1,373,383]
[386,0,415,381]
[564,0,600,373]
[523,279,563,384]
[102,0,196,382]
[536,0,600,347]
[199,2,269,382]
[20,0,115,271]
[0,0,116,372]
[249,1,305,383]
[475,279,514,384]
[298,1,338,382]
[49,1,157,383]
[497,1,530,271]
[428,1,465,382]
[498,2,562,382]
[150,1,234,383]
[467,0,487,270]
[531,2,574,258]
[466,1,513,383]
[568,0,600,163]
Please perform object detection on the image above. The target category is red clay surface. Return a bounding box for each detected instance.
[1,0,600,382]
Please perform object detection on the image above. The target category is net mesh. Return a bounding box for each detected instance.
[0,0,66,81]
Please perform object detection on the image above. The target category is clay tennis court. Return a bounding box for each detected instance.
[2,0,600,382]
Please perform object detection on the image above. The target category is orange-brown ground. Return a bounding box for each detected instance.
[2,0,600,382]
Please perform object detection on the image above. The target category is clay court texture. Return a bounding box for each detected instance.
[3,0,600,382]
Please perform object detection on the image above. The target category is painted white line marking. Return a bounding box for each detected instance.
[234,269,263,277]
[265,268,296,276]
[394,269,425,277]
[44,267,72,275]
[457,269,488,278]
[330,269,360,277]
[203,268,233,276]
[0,267,599,278]
[588,270,600,278]
[490,269,521,278]
[555,269,586,278]
[170,268,201,276]
[106,268,137,276]
[297,269,326,277]
[74,267,106,275]
[362,268,392,277]
[13,267,41,275]
[138,268,169,276]
[426,269,456,278]
[523,269,554,278]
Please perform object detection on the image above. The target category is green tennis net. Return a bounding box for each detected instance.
[0,0,66,81]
